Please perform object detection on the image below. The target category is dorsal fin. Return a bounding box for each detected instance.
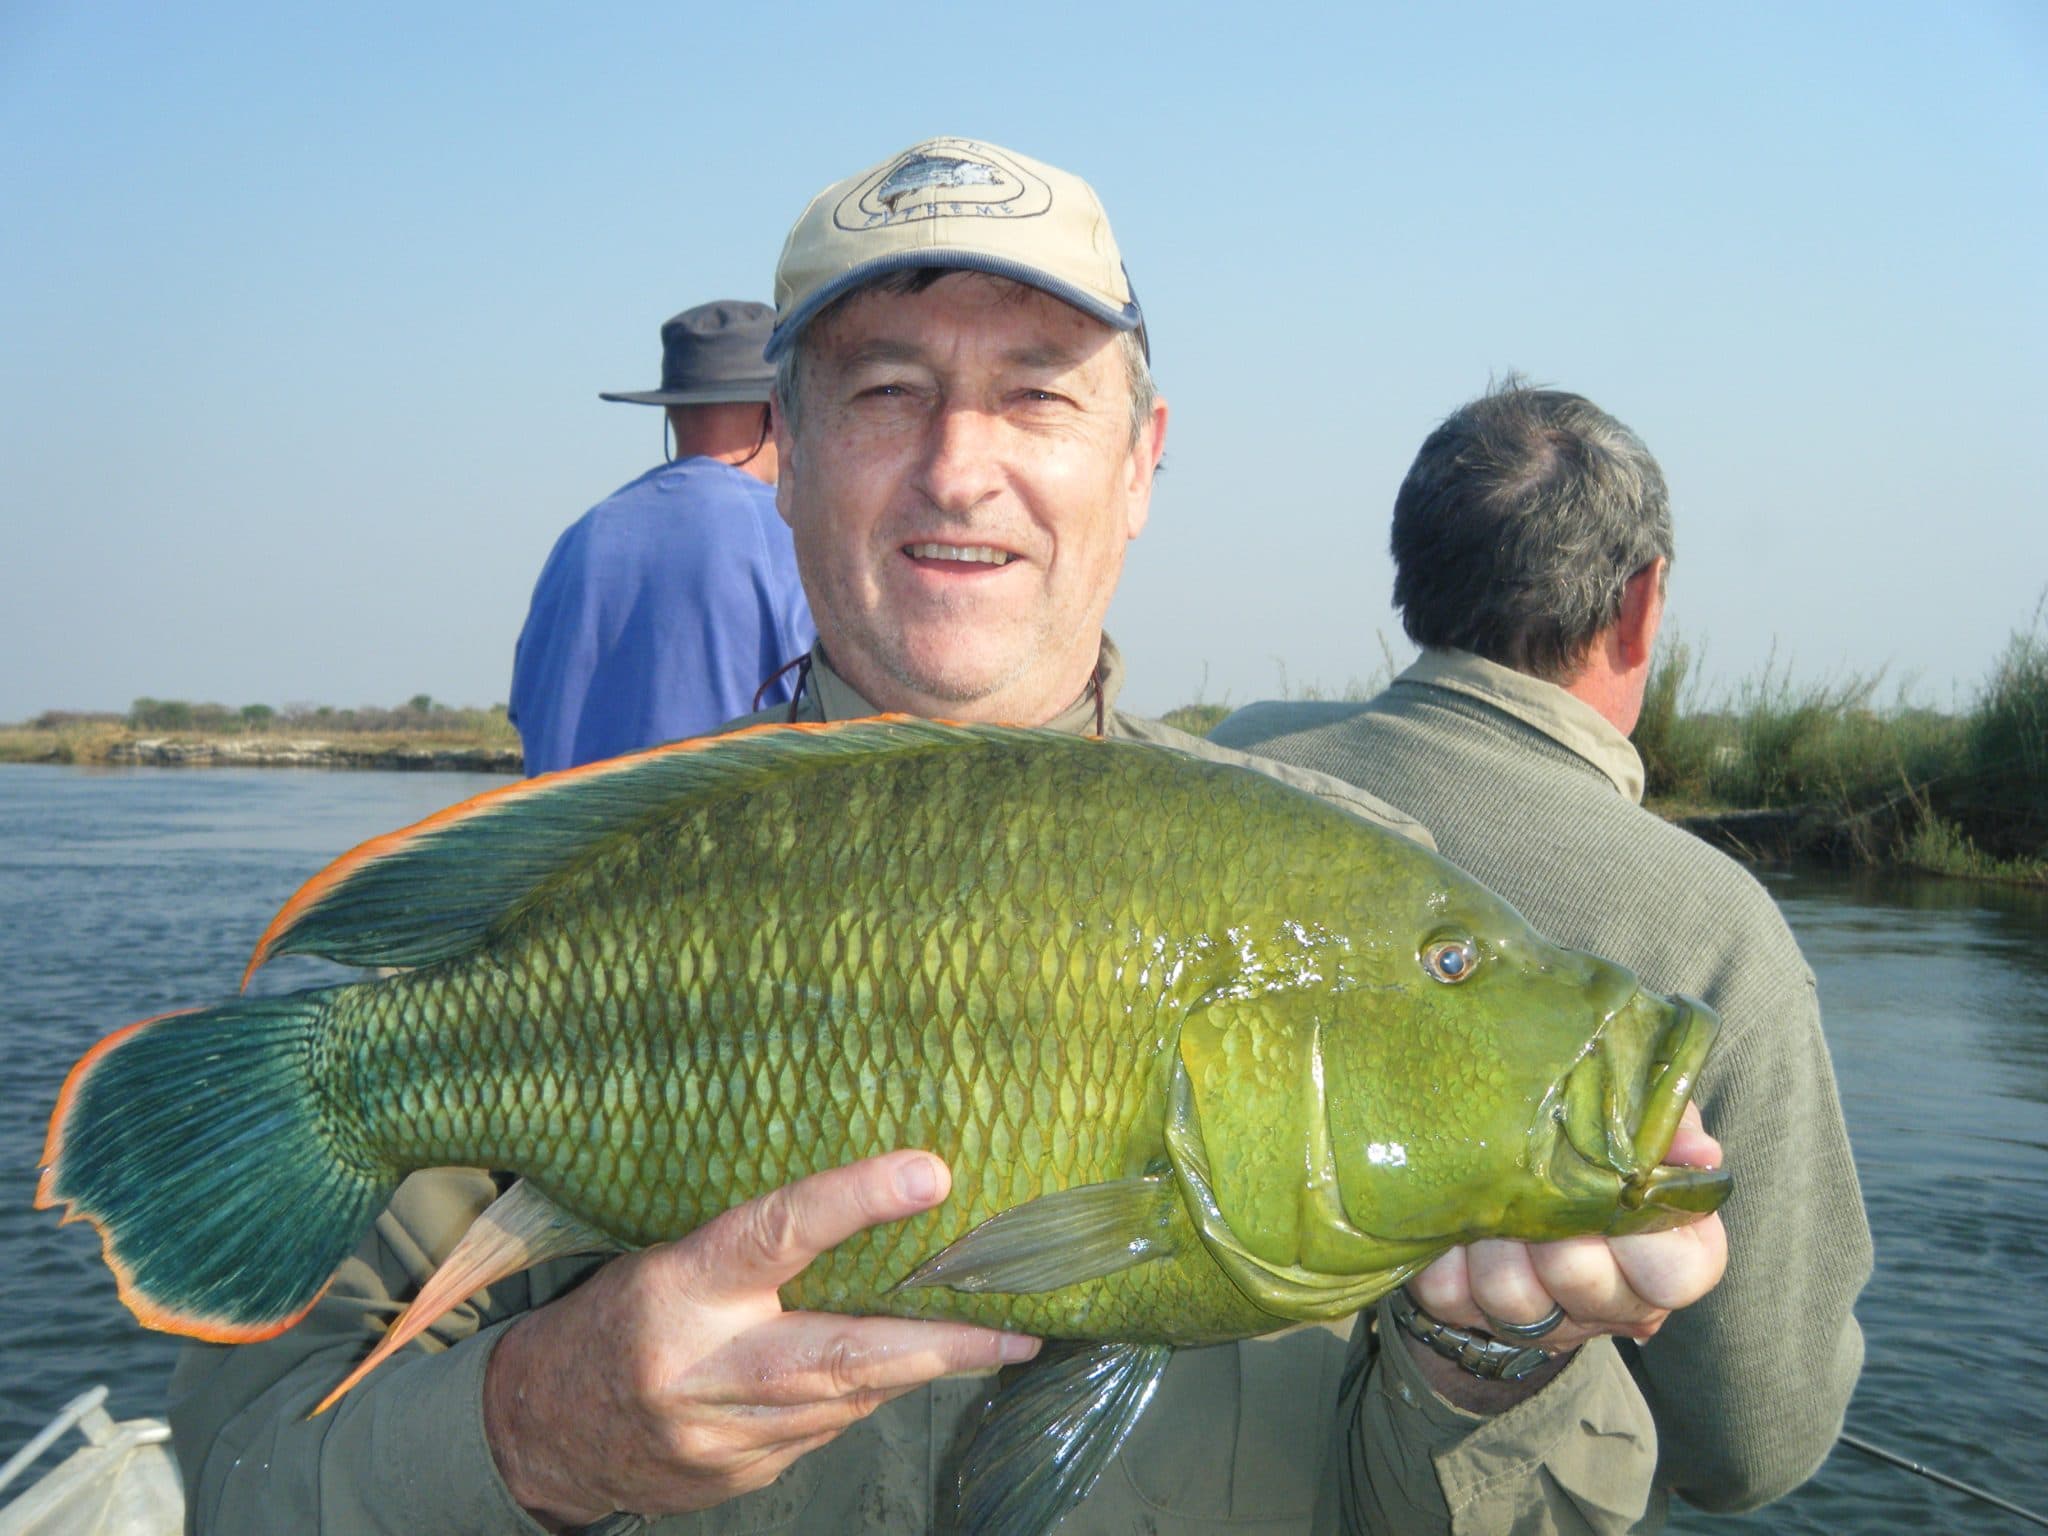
[244,715,1042,985]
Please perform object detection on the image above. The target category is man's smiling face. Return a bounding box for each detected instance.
[773,273,1167,724]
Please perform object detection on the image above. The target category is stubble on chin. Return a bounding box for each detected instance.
[876,630,1025,709]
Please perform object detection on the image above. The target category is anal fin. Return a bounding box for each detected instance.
[944,1340,1174,1536]
[312,1178,618,1415]
[896,1174,1181,1295]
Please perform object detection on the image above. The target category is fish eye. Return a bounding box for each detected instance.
[1422,938,1478,984]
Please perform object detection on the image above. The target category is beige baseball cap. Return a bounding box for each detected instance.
[766,136,1146,362]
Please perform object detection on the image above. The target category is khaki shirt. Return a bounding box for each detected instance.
[171,640,1450,1534]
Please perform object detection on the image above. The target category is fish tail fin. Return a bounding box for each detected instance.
[37,993,396,1342]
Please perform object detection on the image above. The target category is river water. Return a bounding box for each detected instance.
[2,765,2043,1531]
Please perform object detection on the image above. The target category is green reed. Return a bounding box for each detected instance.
[1635,612,2047,881]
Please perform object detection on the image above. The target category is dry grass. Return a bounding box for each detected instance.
[0,724,520,770]
[0,721,132,764]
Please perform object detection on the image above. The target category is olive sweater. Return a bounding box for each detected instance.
[1213,649,1873,1531]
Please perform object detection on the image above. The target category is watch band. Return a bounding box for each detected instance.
[1386,1287,1556,1382]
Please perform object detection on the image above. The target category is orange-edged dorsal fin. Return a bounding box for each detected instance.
[313,1178,620,1415]
[243,713,998,987]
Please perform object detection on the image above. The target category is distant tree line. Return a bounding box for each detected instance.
[96,695,515,738]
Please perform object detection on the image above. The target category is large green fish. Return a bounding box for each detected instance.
[39,719,1726,1535]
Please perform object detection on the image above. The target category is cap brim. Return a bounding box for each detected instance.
[765,250,1144,362]
[598,383,774,406]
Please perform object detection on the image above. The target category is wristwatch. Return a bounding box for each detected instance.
[1385,1288,1555,1382]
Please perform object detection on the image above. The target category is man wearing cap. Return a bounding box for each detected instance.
[169,140,1726,1535]
[508,300,815,775]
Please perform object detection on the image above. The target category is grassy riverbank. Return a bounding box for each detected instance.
[9,623,2043,884]
[1630,617,2046,883]
[1167,613,2048,887]
[0,696,520,771]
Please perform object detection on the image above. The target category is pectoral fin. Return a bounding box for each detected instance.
[312,1178,618,1415]
[943,1340,1174,1536]
[896,1174,1182,1295]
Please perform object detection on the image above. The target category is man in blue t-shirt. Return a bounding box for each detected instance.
[509,300,816,775]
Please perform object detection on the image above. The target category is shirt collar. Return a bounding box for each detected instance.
[806,647,877,723]
[1399,648,1645,803]
[805,636,1124,735]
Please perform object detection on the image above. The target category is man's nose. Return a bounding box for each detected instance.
[914,404,1004,514]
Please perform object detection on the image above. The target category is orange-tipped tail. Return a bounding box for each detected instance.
[38,993,395,1341]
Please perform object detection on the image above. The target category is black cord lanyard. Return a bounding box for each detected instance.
[751,653,813,720]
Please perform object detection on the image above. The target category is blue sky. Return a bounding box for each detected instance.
[3,2,2042,723]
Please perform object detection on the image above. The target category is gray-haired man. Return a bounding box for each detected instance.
[1215,381,1871,1527]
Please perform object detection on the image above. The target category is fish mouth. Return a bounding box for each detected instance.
[1553,993,1731,1230]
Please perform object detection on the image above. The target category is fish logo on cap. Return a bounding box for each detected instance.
[770,136,1142,362]
[835,142,1053,230]
[879,154,1000,207]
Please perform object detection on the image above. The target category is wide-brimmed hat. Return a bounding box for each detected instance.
[599,300,776,406]
[766,137,1145,363]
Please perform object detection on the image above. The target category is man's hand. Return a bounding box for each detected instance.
[481,1150,1040,1529]
[1400,1102,1728,1411]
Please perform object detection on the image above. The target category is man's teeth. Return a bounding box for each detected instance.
[906,543,1014,565]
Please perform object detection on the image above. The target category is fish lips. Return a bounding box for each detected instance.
[1551,992,1732,1234]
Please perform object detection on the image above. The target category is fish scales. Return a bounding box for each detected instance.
[318,737,1316,1340]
